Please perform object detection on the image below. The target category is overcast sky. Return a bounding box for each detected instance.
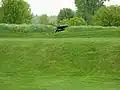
[27,0,120,16]
[27,0,76,16]
[2,0,120,16]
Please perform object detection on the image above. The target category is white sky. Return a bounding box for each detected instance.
[28,0,120,16]
[27,0,76,16]
[105,0,120,6]
[1,0,120,16]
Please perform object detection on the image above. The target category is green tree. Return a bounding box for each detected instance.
[57,8,74,22]
[48,15,57,25]
[1,0,32,24]
[92,5,120,26]
[0,7,4,23]
[59,17,86,26]
[38,14,49,25]
[75,0,109,24]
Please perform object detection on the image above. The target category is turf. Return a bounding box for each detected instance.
[0,23,120,90]
[0,38,120,90]
[1,76,120,90]
[0,26,120,38]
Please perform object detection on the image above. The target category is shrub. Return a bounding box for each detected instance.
[57,8,74,22]
[38,14,49,25]
[59,19,68,25]
[92,5,120,26]
[59,17,86,26]
[0,24,54,33]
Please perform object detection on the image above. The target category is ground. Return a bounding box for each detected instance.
[1,75,120,90]
[0,37,120,90]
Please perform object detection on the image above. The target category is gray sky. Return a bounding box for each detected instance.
[1,0,120,16]
[27,0,120,16]
[27,0,76,16]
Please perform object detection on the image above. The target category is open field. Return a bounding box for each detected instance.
[0,37,120,90]
[1,0,120,89]
[0,25,120,90]
[0,25,120,38]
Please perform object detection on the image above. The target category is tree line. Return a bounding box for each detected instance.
[0,0,120,26]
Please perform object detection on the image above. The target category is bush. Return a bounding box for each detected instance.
[92,5,120,26]
[38,14,49,25]
[59,17,86,26]
[57,8,74,22]
[66,26,120,32]
[0,24,54,33]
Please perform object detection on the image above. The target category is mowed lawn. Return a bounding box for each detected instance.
[0,38,120,90]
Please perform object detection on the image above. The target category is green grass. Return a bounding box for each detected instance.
[0,38,120,90]
[54,26,120,38]
[0,25,120,38]
[0,25,120,90]
[1,75,120,90]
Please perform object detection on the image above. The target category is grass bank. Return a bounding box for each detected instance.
[0,38,120,76]
[0,24,120,38]
[0,25,120,90]
[0,38,120,90]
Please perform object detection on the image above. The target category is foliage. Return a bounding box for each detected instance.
[38,14,49,25]
[49,21,57,26]
[0,24,54,33]
[58,19,68,25]
[68,17,86,26]
[0,7,4,22]
[57,8,74,22]
[0,24,120,38]
[48,15,57,22]
[55,26,120,38]
[48,15,57,26]
[1,0,32,24]
[75,0,109,24]
[92,5,120,26]
[59,17,86,26]
[32,15,39,24]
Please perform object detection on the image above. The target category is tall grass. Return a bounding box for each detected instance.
[53,26,120,38]
[0,24,120,38]
[0,24,55,33]
[66,26,120,32]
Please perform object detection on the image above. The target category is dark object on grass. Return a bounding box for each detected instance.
[55,25,68,32]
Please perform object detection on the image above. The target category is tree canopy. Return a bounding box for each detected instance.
[0,7,4,22]
[38,14,49,25]
[1,0,32,24]
[92,5,120,26]
[57,8,74,22]
[59,17,86,26]
[75,0,109,24]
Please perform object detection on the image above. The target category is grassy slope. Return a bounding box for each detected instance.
[0,38,120,75]
[0,26,120,38]
[0,26,120,90]
[54,27,120,38]
[0,38,120,90]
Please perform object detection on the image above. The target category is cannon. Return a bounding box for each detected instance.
[55,25,68,33]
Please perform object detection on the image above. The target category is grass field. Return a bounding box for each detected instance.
[0,26,120,90]
[0,25,120,38]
